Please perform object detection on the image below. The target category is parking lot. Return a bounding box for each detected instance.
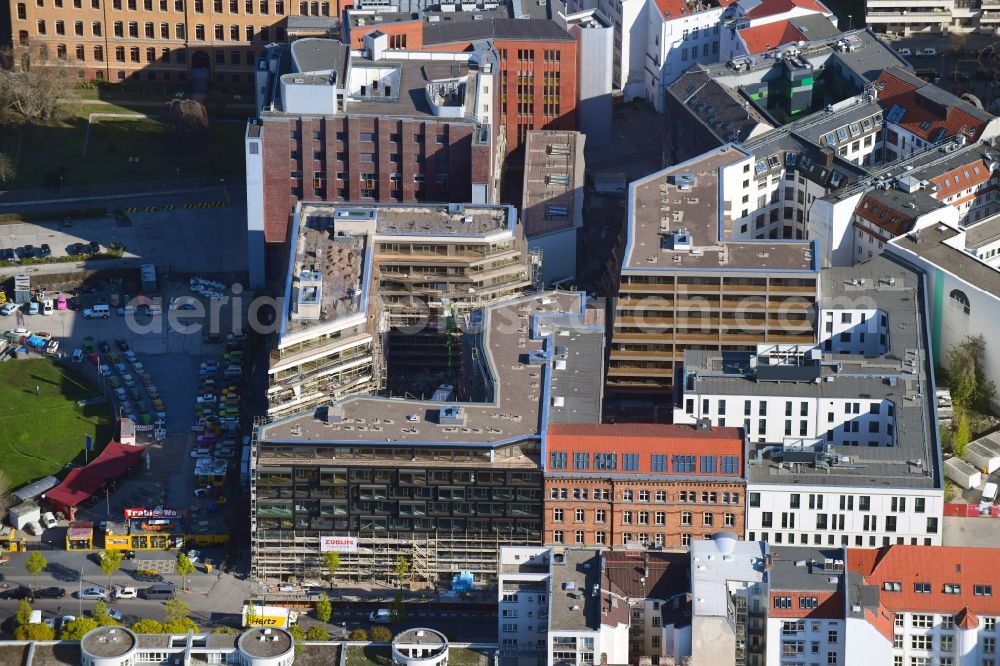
[0,196,247,276]
[0,196,253,565]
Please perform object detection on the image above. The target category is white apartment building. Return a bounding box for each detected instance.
[846,544,1000,666]
[497,547,630,666]
[690,534,770,666]
[644,1,726,111]
[889,214,1000,411]
[675,256,945,548]
[720,0,836,61]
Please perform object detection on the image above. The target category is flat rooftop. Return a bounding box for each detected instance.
[393,628,447,647]
[890,218,1000,298]
[769,546,846,592]
[372,204,509,236]
[625,145,817,272]
[549,549,602,631]
[521,130,585,238]
[283,208,370,337]
[82,627,137,658]
[263,42,479,121]
[715,29,907,81]
[238,628,293,658]
[687,255,940,489]
[691,536,768,618]
[260,290,603,447]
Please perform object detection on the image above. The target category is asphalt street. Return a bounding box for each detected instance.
[0,550,497,641]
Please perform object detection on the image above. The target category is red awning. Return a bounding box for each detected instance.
[45,442,143,514]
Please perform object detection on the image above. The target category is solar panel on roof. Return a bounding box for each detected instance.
[886,105,906,124]
[933,127,947,142]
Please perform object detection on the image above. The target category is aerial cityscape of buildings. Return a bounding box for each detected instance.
[5,0,1000,662]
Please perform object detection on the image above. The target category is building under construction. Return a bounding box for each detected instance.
[251,290,605,585]
[267,202,534,417]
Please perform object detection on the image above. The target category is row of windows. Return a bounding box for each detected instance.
[548,487,741,504]
[36,42,261,65]
[750,531,937,547]
[28,18,282,42]
[550,507,736,527]
[549,451,739,474]
[20,0,312,14]
[749,492,924,513]
[550,530,719,547]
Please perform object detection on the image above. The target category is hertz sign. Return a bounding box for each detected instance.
[247,616,285,627]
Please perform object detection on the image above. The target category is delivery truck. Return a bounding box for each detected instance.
[241,604,299,629]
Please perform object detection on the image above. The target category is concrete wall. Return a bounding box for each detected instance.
[571,22,613,147]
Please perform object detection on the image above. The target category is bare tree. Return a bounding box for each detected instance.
[164,98,209,140]
[0,43,66,124]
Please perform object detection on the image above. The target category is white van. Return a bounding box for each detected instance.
[984,482,998,503]
[29,610,42,625]
[83,304,111,319]
[41,300,53,315]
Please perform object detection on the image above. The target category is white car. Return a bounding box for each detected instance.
[59,615,76,630]
[115,586,137,600]
[917,47,937,57]
[41,512,57,529]
[186,550,200,564]
[369,608,391,624]
[0,304,17,316]
[896,48,912,57]
[124,351,137,364]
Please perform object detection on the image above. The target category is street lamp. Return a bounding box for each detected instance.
[848,14,853,30]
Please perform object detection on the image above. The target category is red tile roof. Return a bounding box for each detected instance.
[848,545,1000,617]
[546,423,745,476]
[738,20,806,55]
[853,194,916,236]
[956,606,979,629]
[654,0,693,18]
[929,159,992,200]
[876,69,991,143]
[745,0,829,19]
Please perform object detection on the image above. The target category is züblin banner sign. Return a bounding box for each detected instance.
[320,535,358,552]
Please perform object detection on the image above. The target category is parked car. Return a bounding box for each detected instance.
[41,512,57,529]
[88,241,101,254]
[106,608,124,622]
[917,47,937,57]
[0,303,16,316]
[18,245,34,259]
[100,341,112,354]
[896,48,912,57]
[59,615,76,630]
[0,586,32,600]
[34,587,65,600]
[39,244,51,257]
[115,338,129,352]
[114,586,137,600]
[0,249,14,261]
[78,587,109,600]
[72,349,84,363]
[369,609,391,624]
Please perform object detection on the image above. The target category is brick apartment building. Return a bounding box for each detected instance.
[246,38,499,259]
[543,423,747,549]
[7,0,339,84]
[345,11,579,157]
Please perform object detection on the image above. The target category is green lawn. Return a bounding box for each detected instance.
[345,645,391,666]
[0,359,114,489]
[0,103,245,190]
